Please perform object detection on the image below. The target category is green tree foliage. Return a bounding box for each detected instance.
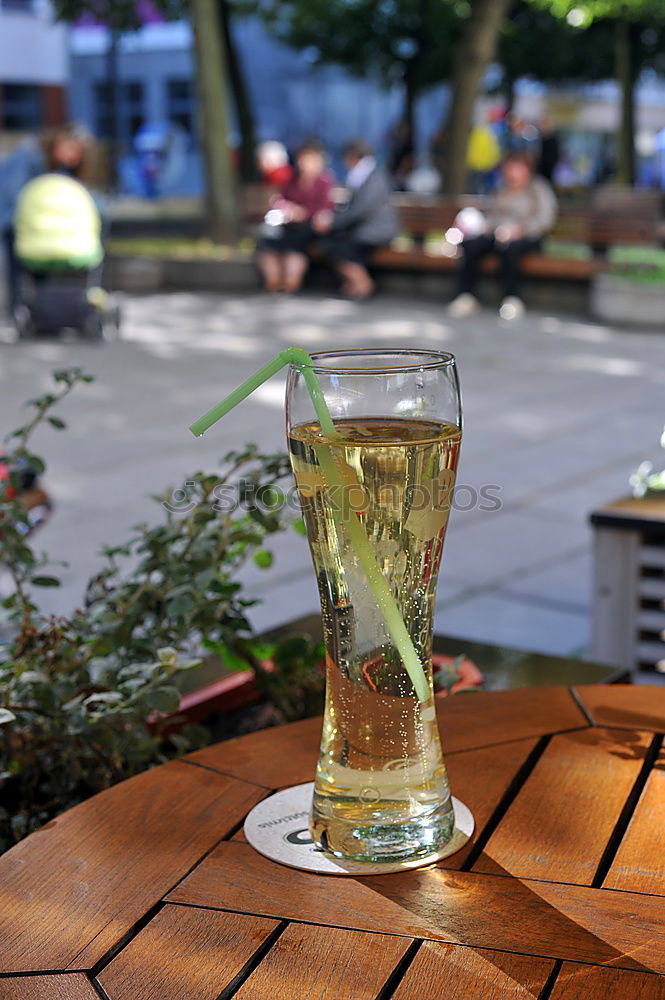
[536,0,664,19]
[500,1,615,101]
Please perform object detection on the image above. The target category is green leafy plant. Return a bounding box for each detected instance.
[609,247,665,286]
[252,634,327,723]
[630,426,665,497]
[0,369,301,852]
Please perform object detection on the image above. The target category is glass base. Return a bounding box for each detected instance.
[244,783,474,875]
[310,796,456,864]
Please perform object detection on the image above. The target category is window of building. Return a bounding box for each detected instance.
[94,80,145,146]
[0,0,34,12]
[2,84,41,131]
[166,78,195,136]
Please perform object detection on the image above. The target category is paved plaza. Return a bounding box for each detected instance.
[2,290,665,667]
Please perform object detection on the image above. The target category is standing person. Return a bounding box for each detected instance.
[256,139,334,294]
[0,124,91,324]
[538,115,560,183]
[0,138,42,321]
[447,152,557,321]
[387,120,415,191]
[316,140,398,301]
[507,116,541,167]
[43,123,92,183]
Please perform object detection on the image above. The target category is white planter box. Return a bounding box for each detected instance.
[591,273,665,329]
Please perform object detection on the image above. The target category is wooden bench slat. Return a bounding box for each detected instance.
[370,247,604,280]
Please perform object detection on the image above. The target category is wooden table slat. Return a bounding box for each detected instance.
[0,762,265,974]
[390,942,554,999]
[4,685,665,993]
[551,962,665,999]
[168,842,665,974]
[437,738,539,870]
[473,728,652,884]
[230,736,541,853]
[232,923,410,1000]
[0,974,98,1000]
[574,687,665,733]
[98,905,279,1000]
[604,744,665,896]
[186,687,588,788]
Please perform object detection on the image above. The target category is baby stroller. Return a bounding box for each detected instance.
[12,173,120,341]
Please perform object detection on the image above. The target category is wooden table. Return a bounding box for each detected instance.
[1,686,664,999]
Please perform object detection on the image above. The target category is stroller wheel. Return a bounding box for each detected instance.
[82,312,105,342]
[13,304,35,340]
[105,303,122,342]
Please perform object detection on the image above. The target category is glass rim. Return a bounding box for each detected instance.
[297,349,456,375]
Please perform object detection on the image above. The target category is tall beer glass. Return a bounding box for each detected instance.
[287,350,462,865]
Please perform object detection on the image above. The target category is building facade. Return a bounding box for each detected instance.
[68,16,421,195]
[68,15,665,195]
[0,0,68,144]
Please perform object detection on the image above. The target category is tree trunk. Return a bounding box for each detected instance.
[403,61,418,138]
[219,0,257,182]
[443,0,513,195]
[504,73,516,113]
[191,0,239,242]
[615,19,636,187]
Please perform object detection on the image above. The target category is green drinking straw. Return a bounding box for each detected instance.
[189,347,430,703]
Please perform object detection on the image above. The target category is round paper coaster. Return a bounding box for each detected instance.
[243,781,474,876]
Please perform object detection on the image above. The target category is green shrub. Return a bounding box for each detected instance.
[0,369,299,851]
[608,247,665,285]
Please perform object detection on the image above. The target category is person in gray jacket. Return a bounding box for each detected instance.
[315,139,398,300]
[448,152,558,321]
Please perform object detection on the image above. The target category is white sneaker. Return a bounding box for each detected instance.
[499,296,525,321]
[447,293,480,318]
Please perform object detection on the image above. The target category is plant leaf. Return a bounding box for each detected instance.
[147,686,181,714]
[253,549,273,569]
[30,575,61,588]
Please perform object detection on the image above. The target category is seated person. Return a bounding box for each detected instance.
[256,139,334,293]
[316,140,398,300]
[448,152,557,320]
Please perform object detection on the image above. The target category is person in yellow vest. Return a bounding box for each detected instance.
[14,123,100,273]
[467,119,503,196]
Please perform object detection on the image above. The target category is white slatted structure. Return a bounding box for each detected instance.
[591,496,665,676]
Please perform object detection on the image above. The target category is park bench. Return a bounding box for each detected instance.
[241,183,664,294]
[587,186,664,255]
[371,194,604,283]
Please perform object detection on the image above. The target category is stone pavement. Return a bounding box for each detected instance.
[2,290,665,668]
